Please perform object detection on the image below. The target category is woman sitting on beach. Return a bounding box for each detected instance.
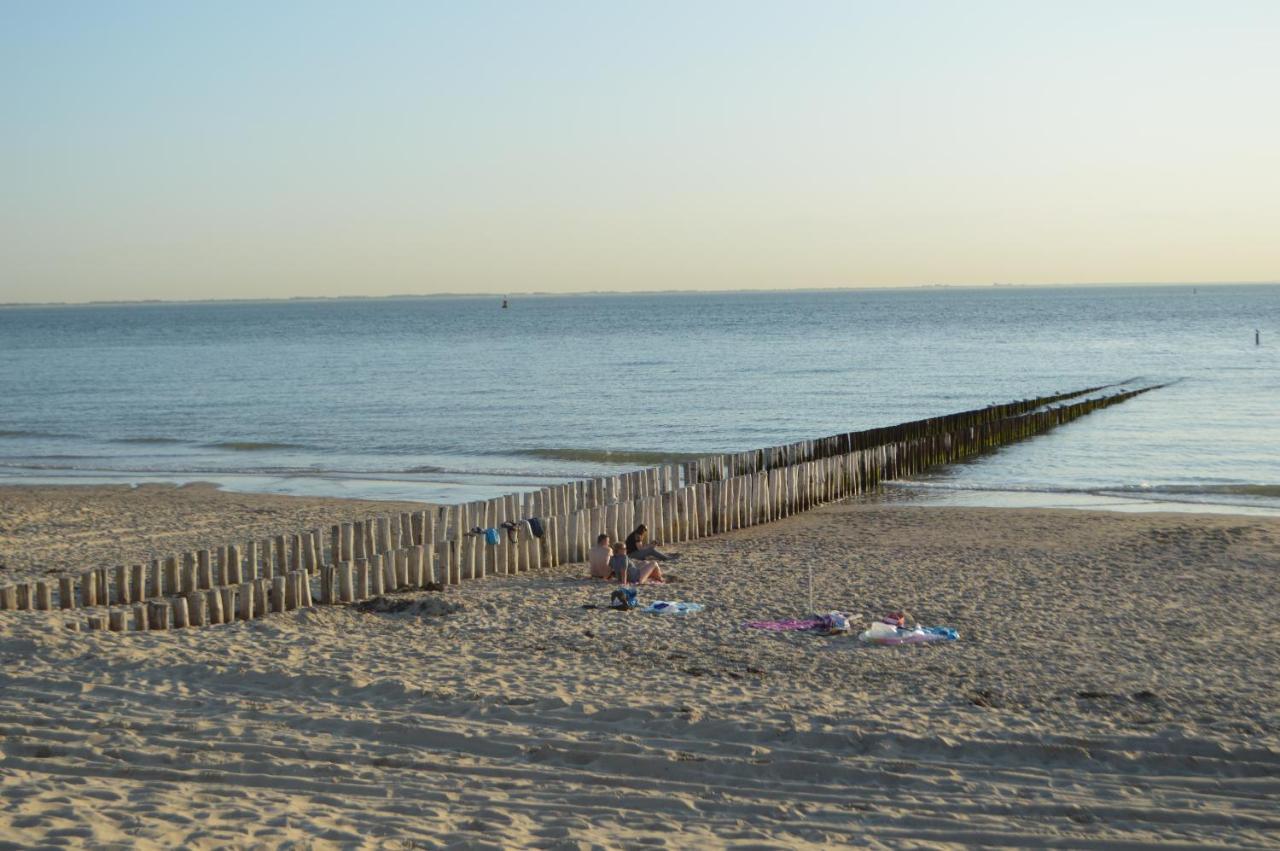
[624,524,678,562]
[608,542,665,584]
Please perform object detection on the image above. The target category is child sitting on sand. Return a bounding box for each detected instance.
[608,542,664,584]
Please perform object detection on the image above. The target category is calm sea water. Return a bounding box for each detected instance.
[1,286,1276,513]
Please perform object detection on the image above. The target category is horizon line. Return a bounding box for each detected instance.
[1,279,1276,309]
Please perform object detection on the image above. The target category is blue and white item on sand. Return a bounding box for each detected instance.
[859,622,958,645]
[610,587,638,610]
[641,601,704,615]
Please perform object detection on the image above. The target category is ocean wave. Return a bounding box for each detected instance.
[114,436,184,445]
[203,441,310,452]
[1111,483,1280,498]
[896,479,1280,503]
[0,428,80,439]
[404,465,445,474]
[509,448,705,466]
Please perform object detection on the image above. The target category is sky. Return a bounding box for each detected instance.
[2,1,1278,303]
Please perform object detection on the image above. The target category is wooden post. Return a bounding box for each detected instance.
[114,564,130,605]
[228,546,244,586]
[59,576,75,610]
[197,550,212,590]
[340,523,354,560]
[435,541,451,585]
[87,613,109,631]
[79,571,97,608]
[238,582,255,620]
[271,576,287,612]
[109,609,127,632]
[0,586,15,611]
[149,601,171,630]
[172,596,190,629]
[355,560,370,601]
[339,562,355,603]
[321,565,337,604]
[298,570,313,608]
[220,586,236,623]
[330,524,342,567]
[181,555,198,596]
[158,557,176,596]
[254,578,270,616]
[380,553,396,592]
[35,581,51,611]
[369,556,385,596]
[379,516,393,554]
[518,521,533,574]
[187,591,206,627]
[310,529,321,571]
[411,546,426,587]
[246,541,260,581]
[207,589,224,625]
[132,603,149,631]
[396,549,410,588]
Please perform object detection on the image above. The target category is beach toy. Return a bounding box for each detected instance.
[641,601,703,615]
[859,623,958,645]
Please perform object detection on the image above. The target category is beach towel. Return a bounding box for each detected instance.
[529,517,545,538]
[484,528,500,546]
[858,623,958,645]
[641,601,703,615]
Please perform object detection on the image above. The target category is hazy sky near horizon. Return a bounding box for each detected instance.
[3,1,1278,303]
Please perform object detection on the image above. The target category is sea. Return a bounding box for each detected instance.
[1,285,1277,515]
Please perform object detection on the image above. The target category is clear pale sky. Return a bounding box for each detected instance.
[2,1,1277,302]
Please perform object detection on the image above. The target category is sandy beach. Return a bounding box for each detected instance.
[0,485,1277,848]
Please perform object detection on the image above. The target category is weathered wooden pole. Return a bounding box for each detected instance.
[339,562,355,603]
[269,575,286,613]
[172,596,190,629]
[207,591,225,624]
[114,564,130,606]
[187,591,207,626]
[149,601,171,630]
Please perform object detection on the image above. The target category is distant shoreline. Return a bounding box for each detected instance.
[1,280,1275,309]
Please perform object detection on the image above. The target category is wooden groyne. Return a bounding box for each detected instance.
[1,383,1161,632]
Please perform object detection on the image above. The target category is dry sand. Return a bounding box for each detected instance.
[1,485,1277,849]
[0,483,430,584]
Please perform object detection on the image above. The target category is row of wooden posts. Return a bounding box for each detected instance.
[0,384,1158,632]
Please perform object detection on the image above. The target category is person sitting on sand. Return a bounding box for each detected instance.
[609,542,664,584]
[588,533,613,579]
[625,524,678,562]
